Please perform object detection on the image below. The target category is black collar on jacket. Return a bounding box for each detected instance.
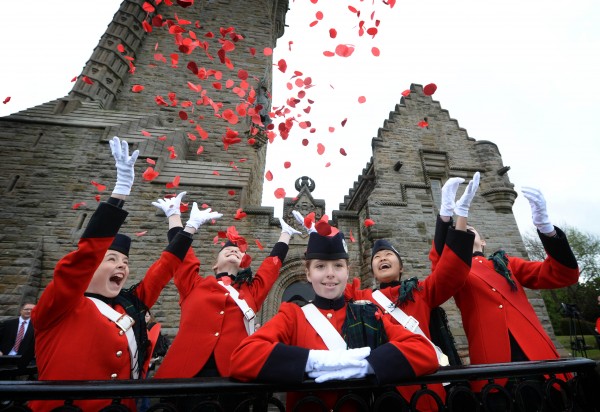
[379,280,401,290]
[312,294,345,310]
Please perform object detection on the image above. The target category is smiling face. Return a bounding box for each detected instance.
[306,259,349,300]
[86,250,130,298]
[372,250,403,283]
[212,245,243,274]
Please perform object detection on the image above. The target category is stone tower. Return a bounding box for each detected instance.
[0,2,560,362]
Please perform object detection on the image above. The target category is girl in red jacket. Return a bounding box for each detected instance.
[230,226,439,412]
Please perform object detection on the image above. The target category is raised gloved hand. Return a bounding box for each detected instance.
[152,192,187,217]
[109,136,139,196]
[440,177,465,217]
[522,187,554,234]
[308,361,373,383]
[185,202,223,230]
[279,217,302,237]
[454,172,480,217]
[292,210,317,234]
[305,347,371,372]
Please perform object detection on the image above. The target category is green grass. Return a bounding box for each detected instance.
[556,335,600,360]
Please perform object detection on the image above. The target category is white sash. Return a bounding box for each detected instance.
[218,281,256,335]
[372,290,449,366]
[87,297,139,378]
[301,303,347,350]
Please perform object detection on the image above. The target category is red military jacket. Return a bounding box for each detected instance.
[154,243,284,378]
[349,220,474,411]
[431,224,579,390]
[30,201,191,412]
[230,291,439,412]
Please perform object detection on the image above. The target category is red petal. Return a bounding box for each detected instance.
[317,143,325,155]
[401,89,411,97]
[132,84,144,92]
[146,158,156,165]
[284,161,291,168]
[325,162,331,167]
[142,167,160,181]
[141,130,152,137]
[265,170,273,181]
[95,195,101,202]
[341,118,347,127]
[234,208,247,220]
[117,44,126,53]
[371,47,380,57]
[334,44,355,57]
[263,47,273,56]
[423,83,437,96]
[304,212,315,229]
[2,96,10,104]
[277,59,287,73]
[142,2,155,12]
[418,120,429,128]
[349,230,356,242]
[358,96,366,104]
[316,11,324,20]
[302,138,309,146]
[364,219,375,227]
[254,239,264,251]
[329,28,337,38]
[135,231,148,237]
[196,145,204,154]
[340,148,347,156]
[315,220,332,236]
[82,76,94,85]
[323,51,335,57]
[142,20,153,33]
[274,188,286,199]
[72,202,86,210]
[90,181,107,192]
[228,190,235,196]
[179,111,188,120]
[240,254,252,268]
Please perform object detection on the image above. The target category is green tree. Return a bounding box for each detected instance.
[522,226,600,332]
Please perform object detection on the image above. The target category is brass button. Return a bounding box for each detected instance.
[116,351,123,357]
[110,373,117,379]
[499,305,503,309]
[215,332,219,337]
[119,330,124,336]
[219,311,225,315]
[326,313,333,319]
[224,293,229,296]
[492,288,496,292]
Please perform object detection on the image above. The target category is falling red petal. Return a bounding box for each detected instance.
[82,76,94,85]
[341,118,348,127]
[146,158,156,165]
[371,47,380,57]
[72,202,86,210]
[349,230,355,242]
[141,130,151,137]
[135,231,148,237]
[263,47,273,56]
[274,188,286,199]
[334,44,355,57]
[364,219,375,227]
[265,170,273,181]
[95,195,101,202]
[132,84,144,92]
[325,162,331,167]
[142,2,155,12]
[317,143,325,155]
[254,239,264,251]
[142,167,160,181]
[401,89,411,97]
[196,145,204,154]
[228,190,236,196]
[302,139,309,146]
[2,96,11,104]
[329,28,337,38]
[358,96,366,104]
[234,208,247,220]
[323,51,335,57]
[284,161,291,168]
[418,120,429,128]
[277,59,287,73]
[423,83,437,96]
[340,148,347,156]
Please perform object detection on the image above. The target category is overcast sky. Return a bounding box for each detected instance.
[1,0,599,237]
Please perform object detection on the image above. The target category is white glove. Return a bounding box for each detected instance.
[440,177,465,217]
[454,172,480,217]
[152,192,186,217]
[522,187,554,234]
[292,210,317,234]
[308,361,373,383]
[185,202,223,230]
[110,136,139,196]
[279,217,302,237]
[305,347,371,372]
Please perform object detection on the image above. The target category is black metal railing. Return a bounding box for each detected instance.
[1,358,598,411]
